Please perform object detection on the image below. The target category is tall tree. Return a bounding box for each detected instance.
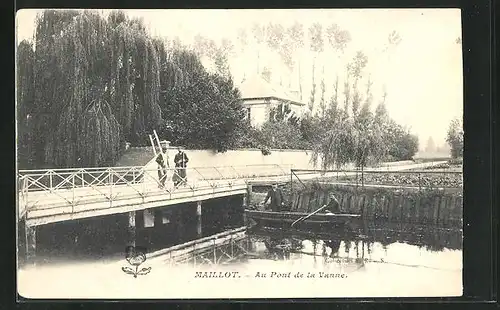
[347,51,368,118]
[319,67,326,117]
[446,118,464,158]
[251,23,267,75]
[17,40,35,169]
[160,50,245,152]
[374,91,390,160]
[31,10,126,167]
[308,23,324,112]
[380,30,402,91]
[425,136,436,153]
[326,23,351,110]
[265,23,286,85]
[309,63,316,112]
[261,66,272,83]
[237,28,248,52]
[287,22,305,101]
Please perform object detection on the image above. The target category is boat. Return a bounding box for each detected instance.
[245,209,362,231]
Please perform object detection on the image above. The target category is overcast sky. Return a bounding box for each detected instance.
[16,9,463,148]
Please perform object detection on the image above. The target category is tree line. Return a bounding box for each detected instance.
[242,51,420,170]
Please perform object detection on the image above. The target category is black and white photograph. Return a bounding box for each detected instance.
[16,8,463,299]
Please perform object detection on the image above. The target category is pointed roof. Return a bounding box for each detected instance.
[238,75,305,106]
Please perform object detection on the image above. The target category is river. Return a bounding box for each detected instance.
[17,220,462,299]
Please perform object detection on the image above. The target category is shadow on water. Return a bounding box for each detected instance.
[241,222,462,275]
[239,218,462,272]
[21,196,245,267]
[249,220,462,253]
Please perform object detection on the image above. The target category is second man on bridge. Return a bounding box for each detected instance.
[173,147,189,187]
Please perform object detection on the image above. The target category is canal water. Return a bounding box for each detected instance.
[18,214,462,299]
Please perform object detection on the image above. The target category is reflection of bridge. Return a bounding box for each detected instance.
[17,161,449,227]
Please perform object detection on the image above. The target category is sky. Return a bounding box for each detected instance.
[16,9,463,148]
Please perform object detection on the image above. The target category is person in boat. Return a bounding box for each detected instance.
[155,146,169,188]
[323,193,341,213]
[173,147,189,187]
[262,184,285,212]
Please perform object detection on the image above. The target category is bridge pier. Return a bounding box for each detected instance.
[175,207,186,242]
[127,211,136,247]
[246,184,253,206]
[25,224,37,266]
[197,201,202,238]
[243,189,250,226]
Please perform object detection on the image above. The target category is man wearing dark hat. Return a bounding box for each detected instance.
[262,184,285,212]
[155,146,169,188]
[173,147,189,187]
[323,192,341,214]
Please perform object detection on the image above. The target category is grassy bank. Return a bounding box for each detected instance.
[331,172,463,188]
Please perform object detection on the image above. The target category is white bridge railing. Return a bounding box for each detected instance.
[17,164,292,217]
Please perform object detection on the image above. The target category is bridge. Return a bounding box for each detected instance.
[18,160,451,228]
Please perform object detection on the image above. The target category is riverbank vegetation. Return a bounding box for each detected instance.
[18,10,420,169]
[332,172,463,188]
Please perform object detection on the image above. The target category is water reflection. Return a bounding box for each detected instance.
[245,220,462,276]
[250,220,462,252]
[18,216,463,299]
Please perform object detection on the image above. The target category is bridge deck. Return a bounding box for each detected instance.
[24,181,248,226]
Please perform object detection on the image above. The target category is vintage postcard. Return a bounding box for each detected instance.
[16,8,463,299]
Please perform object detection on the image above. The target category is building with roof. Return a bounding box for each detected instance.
[238,75,306,128]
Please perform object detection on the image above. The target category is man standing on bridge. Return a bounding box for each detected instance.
[156,146,169,188]
[173,147,189,187]
[262,184,285,212]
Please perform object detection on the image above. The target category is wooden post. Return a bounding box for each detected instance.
[25,224,36,266]
[246,184,253,207]
[128,211,136,247]
[242,194,248,208]
[241,193,249,227]
[197,201,202,237]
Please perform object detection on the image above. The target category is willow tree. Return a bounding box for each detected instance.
[45,11,122,167]
[107,10,163,146]
[17,40,35,169]
[109,20,162,145]
[310,103,355,171]
[24,10,164,167]
[31,10,80,167]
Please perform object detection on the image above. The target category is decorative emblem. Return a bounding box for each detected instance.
[122,246,151,278]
